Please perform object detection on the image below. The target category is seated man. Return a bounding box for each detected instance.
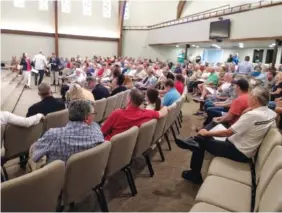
[162,79,181,107]
[176,87,276,184]
[31,100,104,163]
[27,83,65,117]
[135,66,157,90]
[87,76,109,100]
[203,78,249,127]
[101,88,168,140]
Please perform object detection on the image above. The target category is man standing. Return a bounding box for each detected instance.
[26,83,65,117]
[31,100,104,163]
[33,51,47,86]
[49,53,60,85]
[237,56,254,76]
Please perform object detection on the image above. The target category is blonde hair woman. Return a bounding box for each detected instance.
[66,83,95,106]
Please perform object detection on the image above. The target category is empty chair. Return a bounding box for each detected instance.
[103,95,117,120]
[132,119,157,177]
[93,98,107,123]
[1,160,65,212]
[3,121,44,162]
[114,92,124,110]
[151,114,168,162]
[61,142,111,212]
[104,126,139,197]
[43,109,69,132]
[163,103,177,150]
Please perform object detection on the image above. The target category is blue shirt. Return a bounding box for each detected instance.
[162,88,181,107]
[32,121,104,163]
[237,61,254,75]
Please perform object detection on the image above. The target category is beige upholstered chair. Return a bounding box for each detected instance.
[121,90,130,108]
[3,121,44,161]
[1,160,65,212]
[151,114,168,162]
[132,119,157,177]
[114,92,124,110]
[104,126,139,196]
[43,109,69,132]
[103,95,117,120]
[62,142,111,212]
[258,169,282,212]
[163,103,177,150]
[93,98,107,123]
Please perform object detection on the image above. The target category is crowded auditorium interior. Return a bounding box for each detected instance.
[1,0,282,212]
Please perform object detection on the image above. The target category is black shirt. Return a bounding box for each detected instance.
[167,72,175,81]
[26,96,65,117]
[111,86,127,96]
[273,82,282,99]
[92,84,110,100]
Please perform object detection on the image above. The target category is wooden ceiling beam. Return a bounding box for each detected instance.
[177,0,186,19]
[117,0,127,57]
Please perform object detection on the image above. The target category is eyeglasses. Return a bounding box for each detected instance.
[89,112,97,116]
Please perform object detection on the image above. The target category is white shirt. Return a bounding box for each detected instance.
[33,53,47,70]
[0,111,43,127]
[228,106,276,158]
[136,70,148,79]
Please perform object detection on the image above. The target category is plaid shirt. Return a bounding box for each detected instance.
[32,121,104,163]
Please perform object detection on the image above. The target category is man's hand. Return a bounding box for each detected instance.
[213,117,222,123]
[198,129,209,136]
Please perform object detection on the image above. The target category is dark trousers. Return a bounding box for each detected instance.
[203,107,228,126]
[34,70,44,85]
[190,136,249,173]
[61,84,70,102]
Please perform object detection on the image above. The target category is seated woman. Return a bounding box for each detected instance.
[111,74,127,96]
[270,72,282,101]
[66,83,94,106]
[146,88,161,111]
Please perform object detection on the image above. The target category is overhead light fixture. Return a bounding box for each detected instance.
[212,44,221,49]
[272,43,276,46]
[192,45,196,47]
[269,44,274,48]
[238,43,244,48]
[176,45,179,48]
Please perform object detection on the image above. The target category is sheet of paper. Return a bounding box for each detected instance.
[210,124,227,142]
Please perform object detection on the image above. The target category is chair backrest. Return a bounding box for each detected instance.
[254,146,282,211]
[63,142,111,204]
[258,169,282,212]
[255,128,282,183]
[132,119,157,158]
[93,98,107,123]
[1,160,65,212]
[174,98,182,119]
[4,121,44,159]
[103,95,117,119]
[152,114,168,145]
[105,126,139,177]
[121,90,130,108]
[44,109,69,132]
[164,103,177,132]
[1,124,6,147]
[114,92,124,110]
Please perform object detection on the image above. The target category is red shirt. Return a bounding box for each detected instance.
[101,105,160,141]
[97,68,105,77]
[228,93,249,125]
[174,81,184,95]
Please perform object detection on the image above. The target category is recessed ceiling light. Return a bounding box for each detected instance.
[238,42,244,48]
[192,45,196,47]
[212,44,221,49]
[176,45,179,48]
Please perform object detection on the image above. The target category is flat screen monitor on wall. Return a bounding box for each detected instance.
[209,19,231,39]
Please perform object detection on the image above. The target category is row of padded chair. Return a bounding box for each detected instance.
[190,127,282,212]
[1,90,130,179]
[1,94,186,212]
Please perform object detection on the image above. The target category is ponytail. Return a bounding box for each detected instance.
[154,97,161,111]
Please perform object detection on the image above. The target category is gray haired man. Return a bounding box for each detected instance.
[32,100,104,163]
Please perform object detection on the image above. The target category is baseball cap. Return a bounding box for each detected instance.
[231,78,249,92]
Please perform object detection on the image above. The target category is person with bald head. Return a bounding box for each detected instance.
[26,83,65,117]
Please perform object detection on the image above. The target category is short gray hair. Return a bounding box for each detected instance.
[250,87,269,106]
[68,100,94,121]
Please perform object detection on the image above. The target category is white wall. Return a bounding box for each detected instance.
[123,1,178,26]
[1,0,54,33]
[148,5,282,44]
[59,38,117,58]
[58,1,119,38]
[1,34,54,61]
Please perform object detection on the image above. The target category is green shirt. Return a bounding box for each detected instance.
[207,72,219,85]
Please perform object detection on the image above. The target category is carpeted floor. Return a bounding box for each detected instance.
[5,83,211,212]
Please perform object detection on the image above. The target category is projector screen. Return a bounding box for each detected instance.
[209,19,231,39]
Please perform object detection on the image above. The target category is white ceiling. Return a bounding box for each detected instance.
[173,40,277,49]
